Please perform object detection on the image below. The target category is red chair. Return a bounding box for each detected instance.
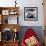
[21,28,41,46]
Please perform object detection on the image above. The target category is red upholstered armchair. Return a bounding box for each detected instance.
[21,28,41,46]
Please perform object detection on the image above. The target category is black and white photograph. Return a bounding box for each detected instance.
[24,7,38,21]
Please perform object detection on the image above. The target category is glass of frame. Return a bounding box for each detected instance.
[24,7,38,21]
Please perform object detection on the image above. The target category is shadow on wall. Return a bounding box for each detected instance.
[18,26,43,44]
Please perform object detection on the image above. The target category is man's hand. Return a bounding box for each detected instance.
[25,36,38,46]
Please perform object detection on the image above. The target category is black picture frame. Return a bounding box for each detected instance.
[24,7,38,21]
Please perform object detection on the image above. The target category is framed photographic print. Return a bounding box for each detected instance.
[9,10,18,15]
[24,7,38,21]
[2,10,9,15]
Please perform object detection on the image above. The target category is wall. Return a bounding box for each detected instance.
[0,0,44,26]
[17,0,44,26]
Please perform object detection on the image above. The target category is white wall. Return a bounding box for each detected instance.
[17,0,44,26]
[0,0,44,26]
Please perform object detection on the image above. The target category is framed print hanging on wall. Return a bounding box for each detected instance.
[24,7,38,21]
